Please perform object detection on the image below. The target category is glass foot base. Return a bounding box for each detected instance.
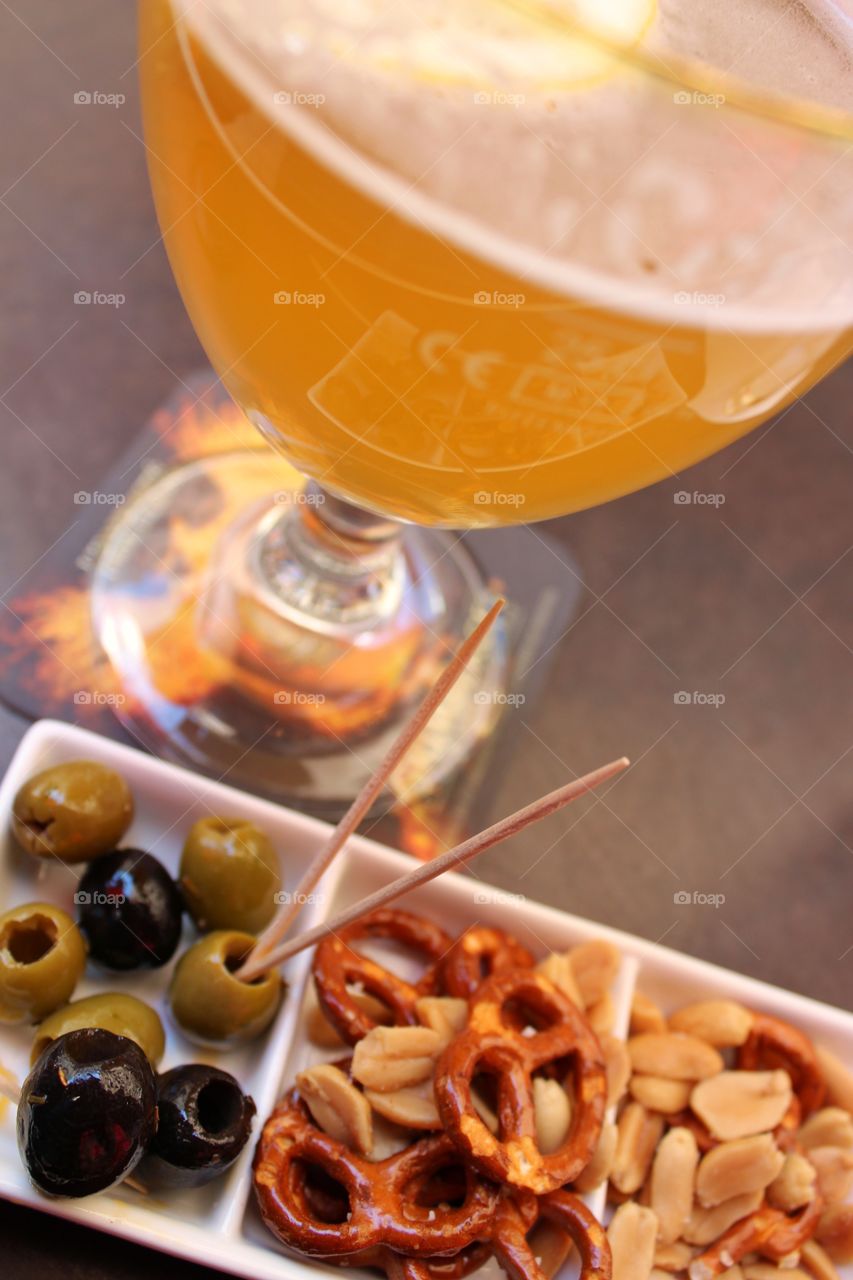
[90,449,509,818]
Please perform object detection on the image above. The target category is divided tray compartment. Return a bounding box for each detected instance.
[0,721,850,1280]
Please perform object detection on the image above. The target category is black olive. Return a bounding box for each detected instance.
[17,1028,157,1197]
[136,1064,256,1190]
[77,848,183,970]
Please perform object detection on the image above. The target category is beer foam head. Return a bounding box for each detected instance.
[177,0,853,328]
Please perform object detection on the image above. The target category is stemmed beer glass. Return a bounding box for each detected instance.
[97,0,853,814]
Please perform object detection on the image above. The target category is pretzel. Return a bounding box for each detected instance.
[434,968,606,1194]
[313,909,453,1045]
[493,1189,611,1280]
[688,1194,823,1280]
[300,1186,610,1280]
[441,927,535,999]
[254,1089,499,1259]
[737,1012,826,1117]
[382,1247,494,1280]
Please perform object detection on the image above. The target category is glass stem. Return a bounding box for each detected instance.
[248,481,408,627]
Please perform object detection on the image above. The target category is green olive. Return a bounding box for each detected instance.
[12,760,134,863]
[169,931,283,1046]
[179,817,281,934]
[32,993,166,1066]
[0,902,87,1023]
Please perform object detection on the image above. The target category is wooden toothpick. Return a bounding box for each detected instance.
[237,756,629,980]
[236,599,504,980]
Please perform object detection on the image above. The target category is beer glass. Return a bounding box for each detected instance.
[99,0,853,811]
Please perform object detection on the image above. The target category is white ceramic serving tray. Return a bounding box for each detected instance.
[0,720,850,1280]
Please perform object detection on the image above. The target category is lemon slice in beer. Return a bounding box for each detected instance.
[341,0,659,92]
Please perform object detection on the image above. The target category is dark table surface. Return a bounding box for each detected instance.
[1,2,852,1277]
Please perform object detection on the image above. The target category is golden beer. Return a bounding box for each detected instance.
[139,0,853,526]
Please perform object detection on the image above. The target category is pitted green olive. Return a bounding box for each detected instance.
[12,760,133,862]
[0,902,86,1023]
[169,931,283,1046]
[179,817,280,934]
[32,992,166,1066]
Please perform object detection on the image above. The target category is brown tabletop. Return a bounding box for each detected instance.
[1,2,852,1277]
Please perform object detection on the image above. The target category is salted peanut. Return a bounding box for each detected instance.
[654,1242,697,1272]
[296,1064,373,1156]
[682,1190,764,1246]
[718,1269,745,1280]
[533,1077,572,1154]
[306,988,392,1047]
[816,1203,853,1264]
[569,939,621,1008]
[628,1032,724,1082]
[696,1133,785,1207]
[690,1070,792,1141]
[364,1079,440,1130]
[352,1025,443,1092]
[603,1034,632,1108]
[816,1047,853,1114]
[611,1102,666,1195]
[589,992,617,1037]
[800,1241,842,1280]
[414,996,468,1042]
[365,1112,411,1161]
[799,1107,853,1152]
[806,1145,853,1202]
[575,1121,617,1193]
[632,992,667,1036]
[472,1084,499,1134]
[630,1074,693,1115]
[608,1202,659,1280]
[651,1126,700,1244]
[767,1152,817,1211]
[536,951,583,1007]
[669,1000,754,1048]
[650,1271,675,1280]
[528,1218,575,1279]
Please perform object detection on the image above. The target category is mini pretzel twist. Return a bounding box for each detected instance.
[382,1247,494,1280]
[737,1012,826,1117]
[493,1189,612,1280]
[689,1195,823,1280]
[311,1188,610,1280]
[313,909,453,1045]
[253,1090,499,1260]
[434,968,606,1194]
[440,927,535,999]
